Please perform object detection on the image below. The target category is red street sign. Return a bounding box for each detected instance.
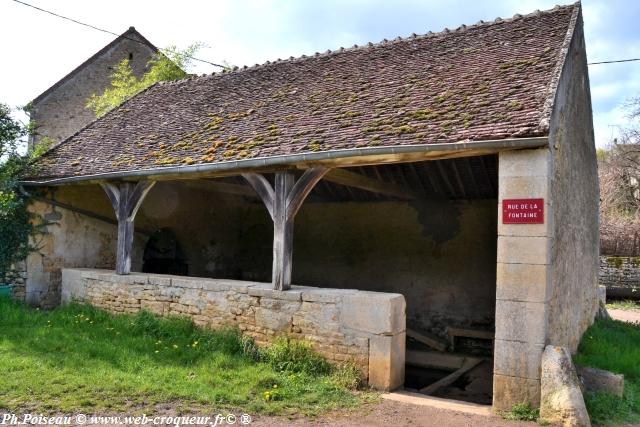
[502,198,544,224]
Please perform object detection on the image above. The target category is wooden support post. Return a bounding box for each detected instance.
[100,181,156,275]
[243,168,328,290]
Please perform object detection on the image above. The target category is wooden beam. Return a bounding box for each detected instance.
[436,161,456,197]
[447,327,495,352]
[406,350,484,371]
[464,158,480,198]
[479,156,495,195]
[272,172,295,290]
[243,168,329,290]
[419,358,484,395]
[407,328,448,352]
[100,181,155,275]
[286,168,328,220]
[242,173,275,219]
[449,160,466,198]
[177,180,258,197]
[324,168,417,200]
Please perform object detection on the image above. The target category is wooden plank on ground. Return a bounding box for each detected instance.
[418,358,484,396]
[405,350,469,371]
[447,327,495,351]
[407,328,448,352]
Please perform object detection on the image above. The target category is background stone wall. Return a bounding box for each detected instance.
[62,268,406,390]
[599,256,640,298]
[29,31,156,147]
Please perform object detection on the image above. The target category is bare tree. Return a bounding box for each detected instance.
[599,98,640,255]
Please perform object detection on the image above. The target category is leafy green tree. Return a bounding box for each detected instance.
[86,44,202,117]
[0,103,41,283]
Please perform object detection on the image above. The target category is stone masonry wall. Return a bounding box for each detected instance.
[599,256,640,298]
[8,261,27,302]
[29,31,156,147]
[62,268,406,391]
[546,7,599,351]
[494,147,553,410]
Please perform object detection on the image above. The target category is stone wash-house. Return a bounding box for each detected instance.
[27,27,157,149]
[20,3,598,410]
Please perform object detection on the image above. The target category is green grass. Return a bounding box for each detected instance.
[574,318,640,426]
[606,300,640,311]
[0,297,372,416]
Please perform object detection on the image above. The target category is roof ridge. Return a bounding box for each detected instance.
[203,3,577,77]
[125,4,578,89]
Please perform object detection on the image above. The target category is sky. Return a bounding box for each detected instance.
[1,0,639,148]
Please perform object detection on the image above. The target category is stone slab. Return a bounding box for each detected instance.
[369,332,405,391]
[248,283,302,301]
[540,346,591,426]
[341,292,406,335]
[497,236,550,265]
[61,268,85,304]
[496,263,550,303]
[494,339,545,380]
[301,288,358,303]
[495,300,548,344]
[498,175,549,202]
[493,374,541,410]
[577,366,624,397]
[498,148,551,178]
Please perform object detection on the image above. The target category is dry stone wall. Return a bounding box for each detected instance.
[62,268,406,390]
[599,256,640,298]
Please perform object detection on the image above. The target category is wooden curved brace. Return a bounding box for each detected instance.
[242,167,329,290]
[100,180,156,275]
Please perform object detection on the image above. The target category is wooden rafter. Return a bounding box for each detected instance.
[324,168,417,200]
[183,180,258,197]
[436,161,456,197]
[449,160,466,198]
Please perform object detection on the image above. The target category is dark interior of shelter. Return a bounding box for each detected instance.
[49,154,499,403]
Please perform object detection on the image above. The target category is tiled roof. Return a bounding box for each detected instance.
[31,3,579,180]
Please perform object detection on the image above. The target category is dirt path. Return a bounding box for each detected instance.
[249,399,535,427]
[609,308,640,324]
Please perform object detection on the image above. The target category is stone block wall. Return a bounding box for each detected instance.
[62,268,406,391]
[494,147,553,410]
[29,30,156,147]
[599,256,640,298]
[7,261,27,302]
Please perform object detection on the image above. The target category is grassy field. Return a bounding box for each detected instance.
[574,318,640,426]
[0,297,371,417]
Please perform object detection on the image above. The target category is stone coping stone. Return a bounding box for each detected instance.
[68,269,401,304]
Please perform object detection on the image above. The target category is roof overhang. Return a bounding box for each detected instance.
[21,136,548,187]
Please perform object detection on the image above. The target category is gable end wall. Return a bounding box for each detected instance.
[29,34,156,147]
[547,8,599,351]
